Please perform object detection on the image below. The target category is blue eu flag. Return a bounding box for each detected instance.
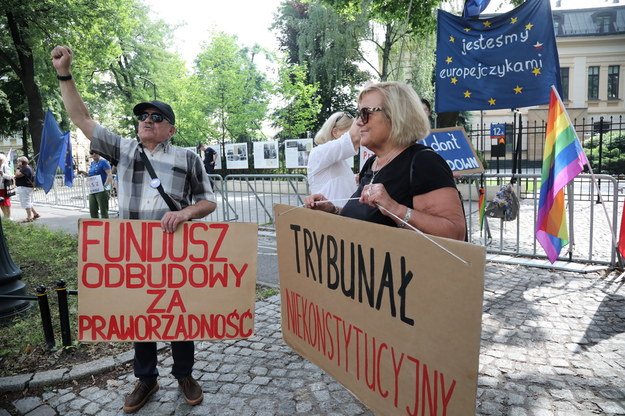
[35,110,69,193]
[58,131,74,187]
[435,0,561,113]
[463,0,492,17]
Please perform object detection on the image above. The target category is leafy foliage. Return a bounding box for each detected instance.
[582,131,625,175]
[0,0,137,154]
[193,32,270,147]
[320,0,443,81]
[272,62,321,139]
[272,0,369,127]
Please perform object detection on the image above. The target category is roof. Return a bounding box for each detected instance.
[552,5,625,36]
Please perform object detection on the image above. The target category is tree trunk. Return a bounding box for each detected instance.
[5,10,44,156]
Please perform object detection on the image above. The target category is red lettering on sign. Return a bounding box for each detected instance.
[146,222,167,262]
[82,221,104,261]
[189,223,209,261]
[146,290,167,313]
[282,289,459,414]
[167,224,189,262]
[209,223,228,262]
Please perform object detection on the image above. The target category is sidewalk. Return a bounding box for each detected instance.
[1,206,624,415]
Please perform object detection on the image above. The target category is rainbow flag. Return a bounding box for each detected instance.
[536,86,588,263]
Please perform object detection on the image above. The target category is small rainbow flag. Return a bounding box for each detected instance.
[536,86,588,263]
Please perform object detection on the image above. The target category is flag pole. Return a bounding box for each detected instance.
[551,86,622,268]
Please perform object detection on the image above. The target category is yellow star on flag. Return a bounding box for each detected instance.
[510,17,518,24]
[525,22,534,30]
[483,21,492,28]
[446,56,453,64]
[451,77,458,84]
[464,27,471,32]
[513,85,523,94]
[532,67,541,76]
[464,90,472,98]
[449,35,455,42]
[488,98,496,106]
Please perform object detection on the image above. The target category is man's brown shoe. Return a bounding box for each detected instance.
[123,381,159,413]
[178,375,203,405]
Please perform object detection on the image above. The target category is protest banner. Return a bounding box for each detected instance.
[77,219,257,342]
[420,127,484,174]
[274,204,486,415]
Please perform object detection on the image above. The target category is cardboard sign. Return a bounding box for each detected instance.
[77,219,258,342]
[274,204,485,416]
[420,127,484,174]
[86,175,105,194]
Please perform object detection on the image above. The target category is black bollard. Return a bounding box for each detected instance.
[36,285,56,350]
[56,280,73,347]
[0,215,31,322]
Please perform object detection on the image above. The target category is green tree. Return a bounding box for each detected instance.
[321,0,444,81]
[0,0,136,155]
[272,62,321,139]
[272,0,369,127]
[82,10,189,142]
[193,32,270,150]
[583,130,625,175]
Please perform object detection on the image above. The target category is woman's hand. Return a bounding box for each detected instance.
[360,183,397,212]
[303,194,336,214]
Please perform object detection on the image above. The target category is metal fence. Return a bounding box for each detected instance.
[461,173,622,267]
[467,115,625,178]
[32,172,623,267]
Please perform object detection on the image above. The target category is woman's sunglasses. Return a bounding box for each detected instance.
[335,111,353,125]
[355,107,384,124]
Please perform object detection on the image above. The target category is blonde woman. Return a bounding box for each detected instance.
[14,156,40,222]
[306,111,361,207]
[305,82,465,240]
[0,154,13,219]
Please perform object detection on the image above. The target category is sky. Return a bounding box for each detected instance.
[147,0,609,72]
[148,0,283,69]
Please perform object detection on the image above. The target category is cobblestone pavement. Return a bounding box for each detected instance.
[1,262,624,415]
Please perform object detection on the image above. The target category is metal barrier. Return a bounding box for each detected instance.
[461,173,621,266]
[28,173,622,267]
[0,285,56,349]
[222,174,308,228]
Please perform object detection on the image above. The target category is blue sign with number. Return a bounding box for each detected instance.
[490,123,506,139]
[421,127,484,173]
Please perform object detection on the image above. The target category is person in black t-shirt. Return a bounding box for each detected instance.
[14,156,41,223]
[304,82,466,241]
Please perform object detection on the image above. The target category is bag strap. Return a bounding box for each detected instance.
[138,147,180,212]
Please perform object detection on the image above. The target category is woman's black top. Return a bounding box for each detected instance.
[340,143,457,227]
[15,166,34,188]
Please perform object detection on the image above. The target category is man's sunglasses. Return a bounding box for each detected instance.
[138,112,169,123]
[356,107,384,124]
[335,111,353,125]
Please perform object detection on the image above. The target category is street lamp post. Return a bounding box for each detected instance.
[0,215,31,322]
